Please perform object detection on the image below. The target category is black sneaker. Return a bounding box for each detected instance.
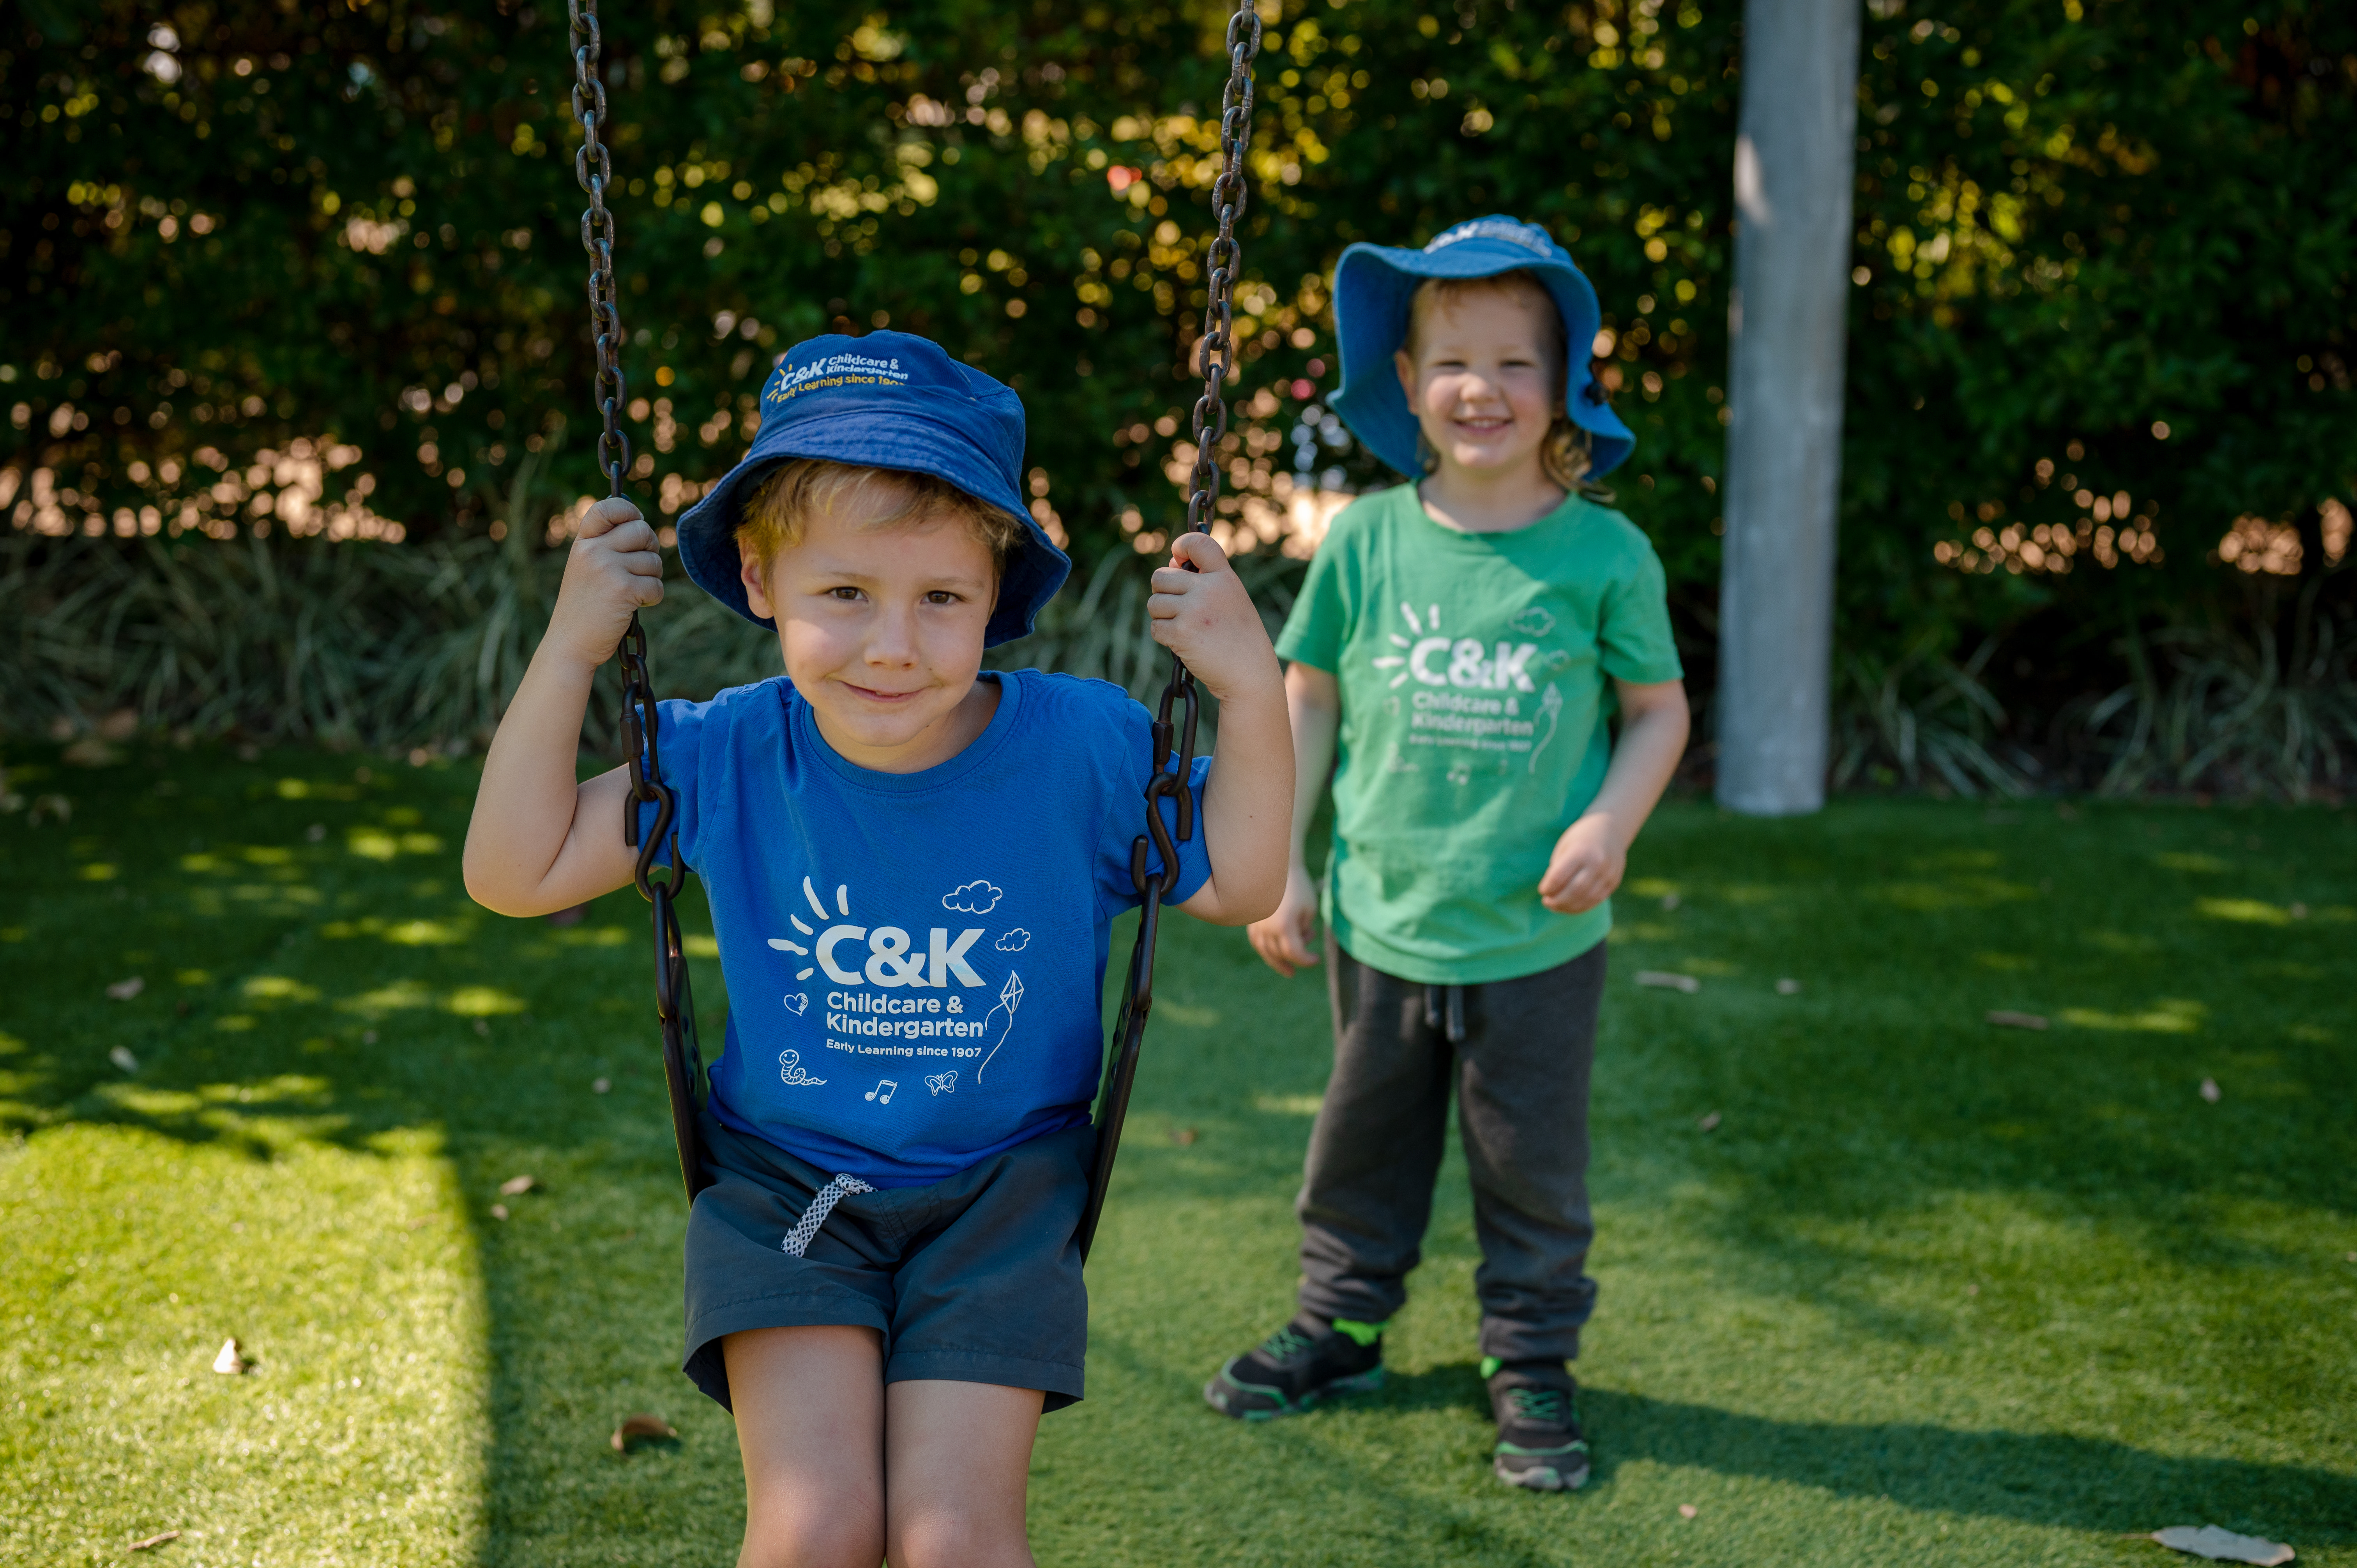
[1485,1358,1590,1491]
[1203,1315,1387,1420]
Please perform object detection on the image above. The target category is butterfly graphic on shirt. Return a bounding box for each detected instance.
[924,1070,958,1097]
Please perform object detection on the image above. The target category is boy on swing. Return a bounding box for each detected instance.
[1203,217,1690,1492]
[466,330,1290,1566]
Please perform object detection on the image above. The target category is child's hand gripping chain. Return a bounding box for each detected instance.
[1144,530,1292,928]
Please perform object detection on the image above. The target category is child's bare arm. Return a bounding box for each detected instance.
[1245,663,1338,977]
[1145,531,1292,927]
[1538,678,1689,915]
[464,499,666,917]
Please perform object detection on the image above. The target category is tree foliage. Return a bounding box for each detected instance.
[5,0,2353,758]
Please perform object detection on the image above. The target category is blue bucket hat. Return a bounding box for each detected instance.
[674,331,1067,648]
[1329,215,1634,480]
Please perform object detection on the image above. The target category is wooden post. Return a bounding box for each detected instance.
[1714,0,1862,816]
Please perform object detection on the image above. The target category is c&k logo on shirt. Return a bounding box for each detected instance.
[765,874,988,988]
[1370,601,1542,692]
[763,875,1027,1084]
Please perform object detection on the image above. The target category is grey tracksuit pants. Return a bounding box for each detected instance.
[1296,934,1607,1364]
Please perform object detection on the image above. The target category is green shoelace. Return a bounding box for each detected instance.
[1505,1386,1571,1427]
[1258,1325,1315,1363]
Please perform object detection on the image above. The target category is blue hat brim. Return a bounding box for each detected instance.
[675,409,1070,649]
[1328,229,1635,481]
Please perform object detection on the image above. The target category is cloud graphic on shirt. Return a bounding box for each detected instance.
[995,928,1031,953]
[942,880,1004,915]
[1508,606,1556,638]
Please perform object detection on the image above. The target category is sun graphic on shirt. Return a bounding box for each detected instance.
[763,875,852,982]
[1368,600,1447,690]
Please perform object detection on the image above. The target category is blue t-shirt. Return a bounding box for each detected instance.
[640,670,1212,1187]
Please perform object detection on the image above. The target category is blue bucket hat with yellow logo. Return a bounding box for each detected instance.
[674,331,1067,648]
[1330,215,1634,480]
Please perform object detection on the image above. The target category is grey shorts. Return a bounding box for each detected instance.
[681,1111,1092,1413]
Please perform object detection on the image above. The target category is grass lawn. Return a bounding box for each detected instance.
[3,739,2353,1566]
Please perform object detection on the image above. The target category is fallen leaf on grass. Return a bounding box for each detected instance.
[1775,978,1802,995]
[110,1045,140,1073]
[107,976,146,1001]
[1660,893,1681,911]
[62,736,125,768]
[1696,1111,1721,1132]
[499,1174,536,1197]
[211,1338,247,1376]
[1636,971,1701,994]
[612,1413,678,1452]
[2200,1078,2222,1103]
[489,1204,510,1222]
[128,1529,181,1551]
[1170,1127,1198,1146]
[1678,1504,1698,1519]
[2143,1525,2295,1564]
[592,1077,612,1095]
[1986,1010,2048,1030]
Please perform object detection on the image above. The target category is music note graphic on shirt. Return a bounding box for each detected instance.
[864,1078,898,1104]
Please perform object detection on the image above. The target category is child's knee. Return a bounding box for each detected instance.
[739,1503,882,1568]
[887,1507,1032,1568]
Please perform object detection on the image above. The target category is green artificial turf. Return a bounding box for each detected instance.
[2,740,2352,1566]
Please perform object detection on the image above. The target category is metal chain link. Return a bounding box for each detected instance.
[1078,0,1261,1261]
[567,0,709,1202]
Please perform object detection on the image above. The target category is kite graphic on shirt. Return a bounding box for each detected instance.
[975,971,1025,1082]
[1527,682,1565,774]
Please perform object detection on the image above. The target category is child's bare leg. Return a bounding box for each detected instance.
[882,1379,1044,1568]
[726,1325,886,1568]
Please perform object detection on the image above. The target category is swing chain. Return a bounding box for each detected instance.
[1144,0,1261,891]
[567,0,708,1201]
[1082,0,1261,1261]
[567,0,632,499]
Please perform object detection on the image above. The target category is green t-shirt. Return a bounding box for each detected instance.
[1275,483,1684,985]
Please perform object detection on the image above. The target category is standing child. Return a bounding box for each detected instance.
[465,331,1290,1567]
[1202,218,1690,1492]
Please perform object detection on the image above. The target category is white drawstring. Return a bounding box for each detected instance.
[782,1172,875,1258]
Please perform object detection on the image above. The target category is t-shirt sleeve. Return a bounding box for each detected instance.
[1273,524,1352,672]
[1095,699,1216,913]
[632,693,712,874]
[1597,537,1685,686]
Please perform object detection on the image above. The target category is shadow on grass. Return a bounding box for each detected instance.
[14,749,2356,1564]
[1359,1366,2357,1541]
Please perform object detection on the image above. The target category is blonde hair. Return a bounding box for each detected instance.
[1403,269,1597,491]
[738,459,1027,573]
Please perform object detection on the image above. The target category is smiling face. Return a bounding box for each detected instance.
[739,473,1007,773]
[1394,276,1566,483]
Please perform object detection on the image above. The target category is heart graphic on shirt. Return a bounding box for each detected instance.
[782,992,809,1015]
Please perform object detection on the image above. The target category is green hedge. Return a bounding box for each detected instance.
[6,0,2355,792]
